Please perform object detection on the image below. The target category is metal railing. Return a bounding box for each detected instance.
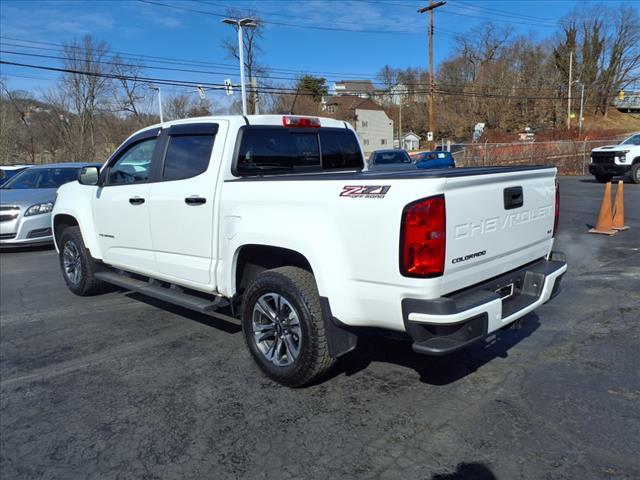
[452,139,624,175]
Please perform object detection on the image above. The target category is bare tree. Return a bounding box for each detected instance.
[61,35,113,161]
[112,56,152,127]
[165,92,215,120]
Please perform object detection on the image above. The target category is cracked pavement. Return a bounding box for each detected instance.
[1,177,639,479]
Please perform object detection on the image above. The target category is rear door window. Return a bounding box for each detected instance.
[236,128,319,175]
[163,135,215,181]
[235,127,363,176]
[319,130,362,169]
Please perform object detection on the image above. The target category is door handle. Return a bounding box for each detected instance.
[503,187,523,210]
[185,196,207,205]
[129,196,145,205]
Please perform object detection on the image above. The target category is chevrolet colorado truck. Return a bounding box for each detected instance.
[52,115,567,387]
[589,132,640,183]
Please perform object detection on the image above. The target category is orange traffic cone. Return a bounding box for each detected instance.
[588,182,617,236]
[612,180,629,231]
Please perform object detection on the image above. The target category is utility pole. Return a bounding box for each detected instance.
[398,90,402,149]
[567,50,573,130]
[579,82,584,132]
[419,1,446,147]
[251,77,260,114]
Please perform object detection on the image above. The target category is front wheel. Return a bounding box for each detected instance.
[631,163,640,184]
[595,174,612,183]
[241,267,334,387]
[58,226,104,296]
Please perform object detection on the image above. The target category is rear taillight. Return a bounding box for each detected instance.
[553,180,560,237]
[282,115,321,128]
[400,195,446,277]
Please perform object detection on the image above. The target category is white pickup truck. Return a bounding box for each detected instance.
[52,115,567,387]
[589,132,640,183]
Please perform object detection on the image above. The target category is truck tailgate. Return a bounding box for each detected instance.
[441,168,556,295]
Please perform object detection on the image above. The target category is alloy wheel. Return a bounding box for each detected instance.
[62,240,82,285]
[252,292,302,367]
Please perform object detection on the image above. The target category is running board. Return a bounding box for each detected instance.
[95,271,226,314]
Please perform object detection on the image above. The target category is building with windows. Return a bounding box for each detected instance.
[322,96,394,157]
[395,131,421,151]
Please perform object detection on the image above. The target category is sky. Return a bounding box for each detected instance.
[1,0,638,106]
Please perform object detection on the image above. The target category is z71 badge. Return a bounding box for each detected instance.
[340,185,391,199]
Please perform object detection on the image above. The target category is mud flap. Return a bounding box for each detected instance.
[319,297,358,358]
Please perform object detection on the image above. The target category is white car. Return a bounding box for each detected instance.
[589,132,640,183]
[52,115,567,387]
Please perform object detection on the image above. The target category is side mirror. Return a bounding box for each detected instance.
[79,166,100,186]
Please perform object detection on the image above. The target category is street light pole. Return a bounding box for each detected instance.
[418,1,446,147]
[237,23,247,115]
[222,17,257,116]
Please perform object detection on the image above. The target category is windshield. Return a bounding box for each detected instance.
[1,167,80,189]
[415,152,448,161]
[372,151,411,165]
[621,134,640,145]
[0,168,24,182]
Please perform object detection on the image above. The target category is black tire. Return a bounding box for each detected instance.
[595,174,612,183]
[58,226,104,296]
[631,163,640,184]
[241,266,334,387]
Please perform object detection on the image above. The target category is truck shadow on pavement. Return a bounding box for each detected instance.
[0,244,55,254]
[124,292,242,334]
[332,313,541,386]
[115,289,539,388]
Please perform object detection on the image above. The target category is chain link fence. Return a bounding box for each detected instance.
[452,139,624,175]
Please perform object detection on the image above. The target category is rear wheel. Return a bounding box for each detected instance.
[631,163,640,184]
[58,226,104,296]
[595,174,612,183]
[241,266,334,387]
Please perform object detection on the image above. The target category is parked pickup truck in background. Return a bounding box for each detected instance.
[52,115,567,387]
[589,132,640,184]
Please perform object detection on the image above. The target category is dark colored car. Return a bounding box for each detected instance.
[368,149,413,170]
[414,151,455,169]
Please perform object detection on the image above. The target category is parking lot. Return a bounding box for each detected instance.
[1,176,638,480]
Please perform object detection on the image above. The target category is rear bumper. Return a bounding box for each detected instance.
[589,163,630,176]
[402,253,567,355]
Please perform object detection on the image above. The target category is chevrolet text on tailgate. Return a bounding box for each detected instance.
[52,115,567,387]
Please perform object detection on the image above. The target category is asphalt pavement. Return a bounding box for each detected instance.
[1,176,639,480]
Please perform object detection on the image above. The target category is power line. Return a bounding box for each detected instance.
[0,35,440,79]
[194,0,424,30]
[1,60,598,101]
[352,0,559,27]
[451,0,556,23]
[137,0,425,35]
[1,40,576,93]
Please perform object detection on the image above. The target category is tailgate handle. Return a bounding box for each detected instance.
[504,186,523,210]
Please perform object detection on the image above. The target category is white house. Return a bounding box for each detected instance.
[323,96,394,157]
[332,80,376,98]
[395,131,421,151]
